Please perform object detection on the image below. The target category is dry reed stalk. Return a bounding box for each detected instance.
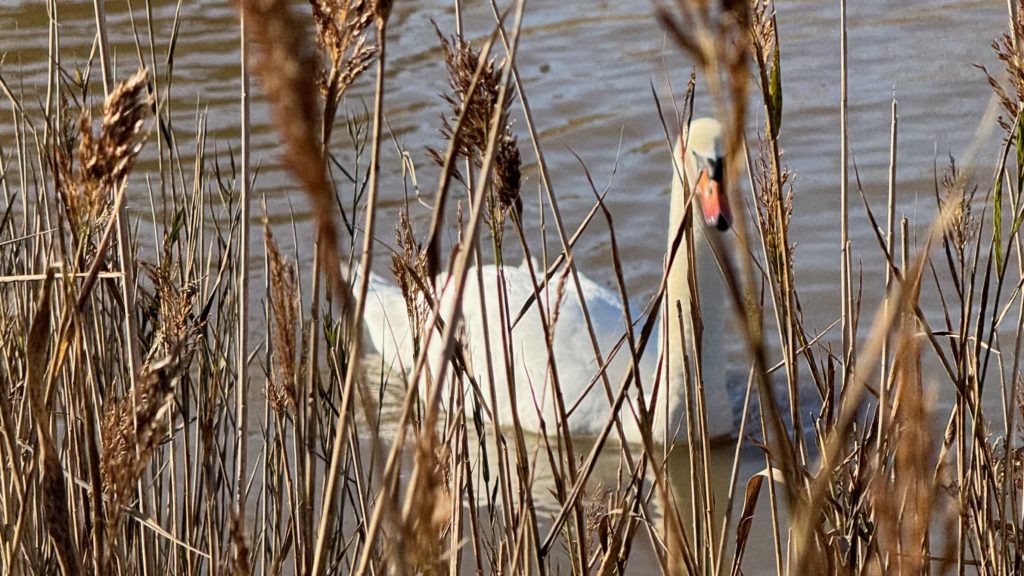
[483,2,647,476]
[22,68,151,573]
[878,92,898,447]
[235,1,253,526]
[657,1,802,527]
[229,510,253,576]
[423,26,503,282]
[483,5,690,568]
[232,3,365,570]
[839,0,852,398]
[91,19,146,493]
[427,22,551,570]
[750,0,811,471]
[556,152,680,556]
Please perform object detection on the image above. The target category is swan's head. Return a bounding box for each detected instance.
[680,117,731,232]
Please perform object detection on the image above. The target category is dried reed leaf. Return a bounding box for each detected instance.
[26,270,82,575]
[732,467,785,576]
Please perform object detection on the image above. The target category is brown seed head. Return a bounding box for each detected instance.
[309,0,375,104]
[64,68,151,235]
[265,225,299,415]
[100,355,183,529]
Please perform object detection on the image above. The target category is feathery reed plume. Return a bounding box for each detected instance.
[265,224,299,415]
[981,9,1024,132]
[391,208,430,355]
[493,130,523,218]
[100,354,183,530]
[141,259,204,356]
[56,68,150,237]
[433,24,509,162]
[940,157,978,261]
[80,68,151,193]
[752,137,794,276]
[309,0,375,140]
[751,0,783,139]
[430,25,522,239]
[232,0,352,313]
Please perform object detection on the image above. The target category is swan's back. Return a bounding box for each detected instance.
[363,263,656,439]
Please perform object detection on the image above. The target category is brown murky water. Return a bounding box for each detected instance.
[0,0,1010,572]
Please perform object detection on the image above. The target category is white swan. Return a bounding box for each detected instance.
[363,117,736,444]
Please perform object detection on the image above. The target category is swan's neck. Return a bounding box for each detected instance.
[653,160,726,440]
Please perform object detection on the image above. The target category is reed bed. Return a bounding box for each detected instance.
[1,0,1023,574]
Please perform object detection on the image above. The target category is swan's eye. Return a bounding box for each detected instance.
[708,158,723,183]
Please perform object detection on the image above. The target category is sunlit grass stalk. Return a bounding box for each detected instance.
[313,3,392,573]
[839,0,851,398]
[878,92,898,445]
[234,0,252,518]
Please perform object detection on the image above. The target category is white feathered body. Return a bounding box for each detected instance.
[363,246,734,444]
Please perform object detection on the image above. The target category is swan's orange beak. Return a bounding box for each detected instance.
[696,164,731,231]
